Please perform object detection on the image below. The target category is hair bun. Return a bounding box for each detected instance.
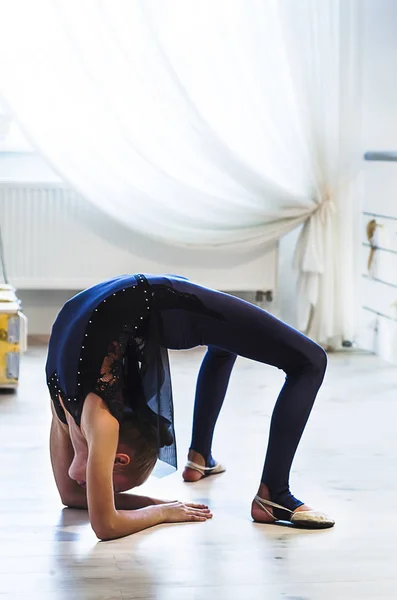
[138,413,173,448]
[158,421,174,447]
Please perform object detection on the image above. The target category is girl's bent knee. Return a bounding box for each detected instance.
[311,345,327,377]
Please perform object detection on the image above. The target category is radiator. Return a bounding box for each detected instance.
[0,182,278,293]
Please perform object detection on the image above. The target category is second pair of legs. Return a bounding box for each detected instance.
[156,276,335,530]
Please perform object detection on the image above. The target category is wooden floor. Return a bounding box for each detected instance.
[1,344,397,600]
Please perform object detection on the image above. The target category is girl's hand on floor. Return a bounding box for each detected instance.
[160,501,212,523]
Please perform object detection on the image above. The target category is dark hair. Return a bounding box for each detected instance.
[118,415,173,485]
[141,416,174,449]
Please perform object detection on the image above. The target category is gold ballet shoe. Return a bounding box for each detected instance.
[254,495,335,529]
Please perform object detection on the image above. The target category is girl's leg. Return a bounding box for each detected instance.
[185,347,236,478]
[158,279,327,514]
[182,347,236,482]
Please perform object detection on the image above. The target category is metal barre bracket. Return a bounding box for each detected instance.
[364,151,397,162]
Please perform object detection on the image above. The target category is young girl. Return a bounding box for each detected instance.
[47,274,334,540]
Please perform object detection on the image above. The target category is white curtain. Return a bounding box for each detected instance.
[0,0,362,345]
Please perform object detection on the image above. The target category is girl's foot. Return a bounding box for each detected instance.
[251,483,335,529]
[182,450,225,482]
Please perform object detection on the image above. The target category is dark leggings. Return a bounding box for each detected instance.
[156,277,327,511]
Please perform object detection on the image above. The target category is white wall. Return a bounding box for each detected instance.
[361,0,397,149]
[18,289,76,337]
[357,0,397,361]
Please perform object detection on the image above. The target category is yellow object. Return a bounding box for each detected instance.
[0,284,27,388]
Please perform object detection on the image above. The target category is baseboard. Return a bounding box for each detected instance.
[28,334,49,346]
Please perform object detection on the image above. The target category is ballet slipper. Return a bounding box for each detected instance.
[254,495,335,529]
[184,460,226,479]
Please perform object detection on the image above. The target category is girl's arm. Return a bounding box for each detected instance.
[49,404,87,506]
[66,492,176,510]
[49,402,197,514]
[81,394,211,540]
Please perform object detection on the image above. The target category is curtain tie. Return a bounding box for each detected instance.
[311,194,335,225]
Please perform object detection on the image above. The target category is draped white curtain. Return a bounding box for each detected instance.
[0,0,362,345]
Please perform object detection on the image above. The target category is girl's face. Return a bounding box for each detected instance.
[69,451,141,493]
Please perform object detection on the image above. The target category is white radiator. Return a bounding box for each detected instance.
[0,182,278,293]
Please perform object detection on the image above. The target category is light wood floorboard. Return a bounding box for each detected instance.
[1,345,396,599]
